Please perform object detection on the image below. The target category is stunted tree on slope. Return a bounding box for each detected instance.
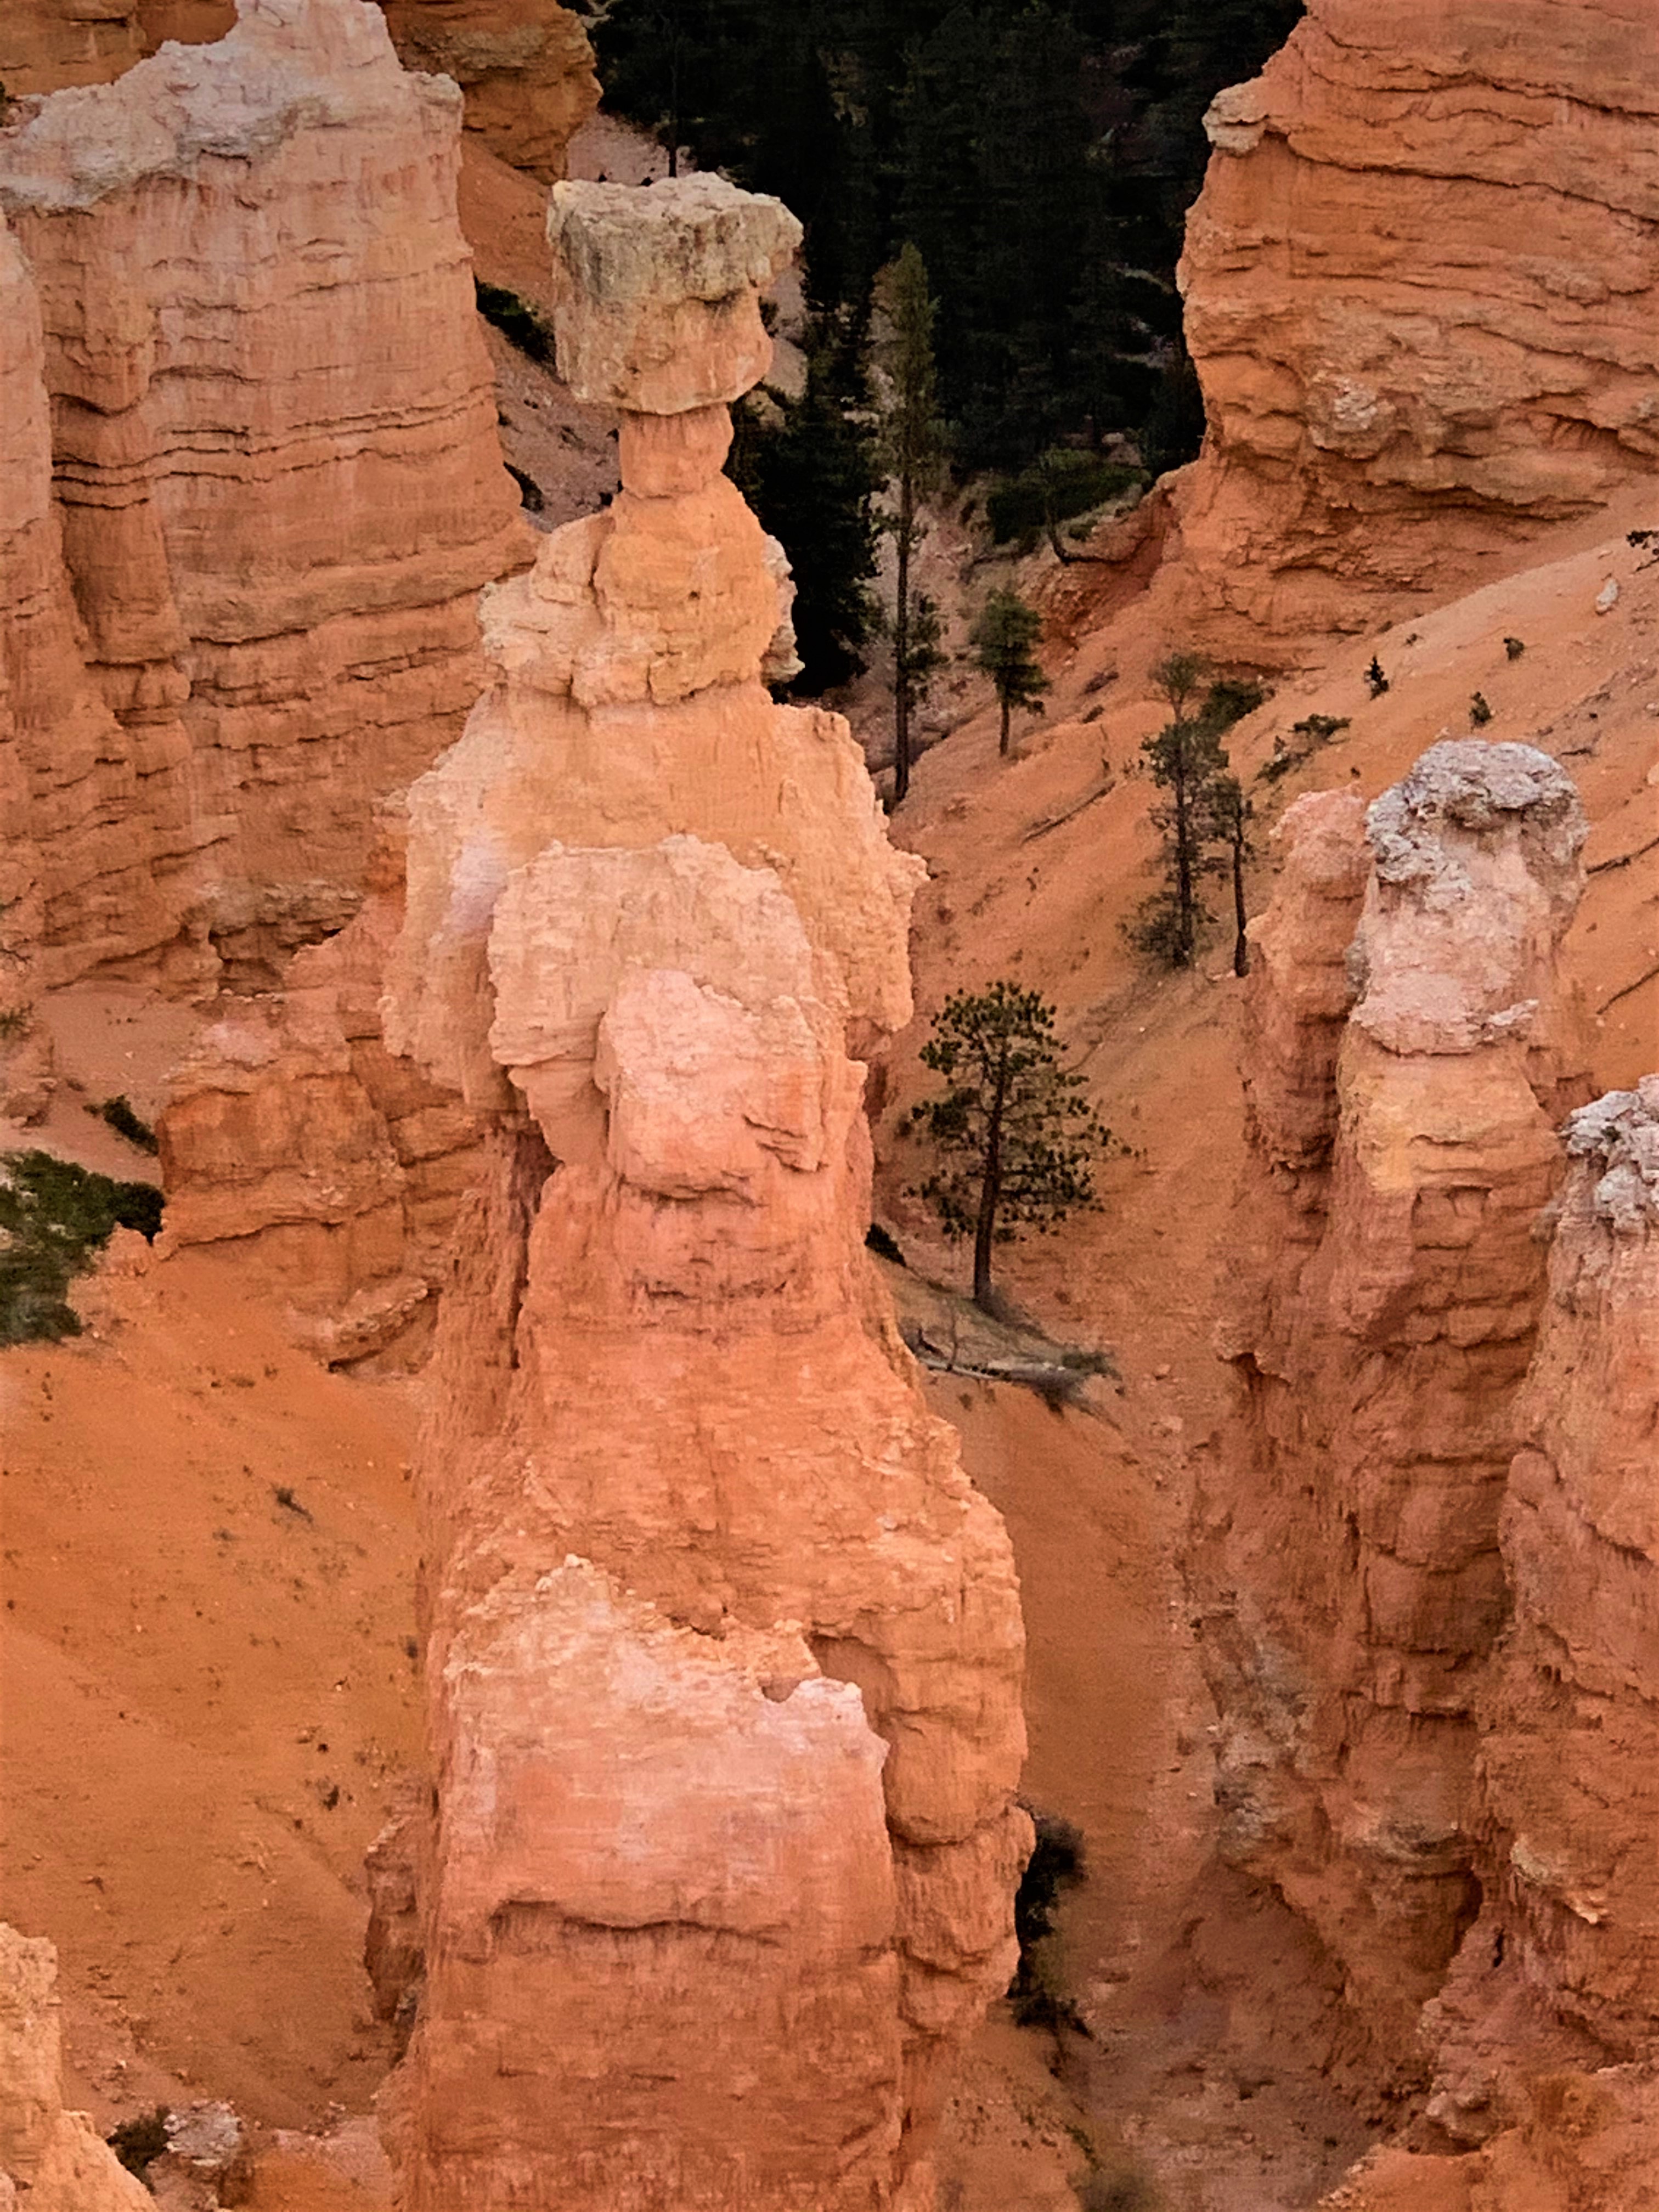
[971,587,1050,757]
[910,981,1106,1311]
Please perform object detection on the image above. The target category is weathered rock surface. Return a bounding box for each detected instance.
[377,176,1026,2211]
[546,176,802,414]
[1416,1078,1659,2147]
[0,0,600,179]
[0,1923,152,2211]
[1176,0,1659,639]
[0,0,525,989]
[157,811,482,1365]
[1197,742,1591,2083]
[380,0,599,180]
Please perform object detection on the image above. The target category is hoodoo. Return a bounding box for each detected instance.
[0,0,524,995]
[370,175,1030,2210]
[1198,742,1592,2080]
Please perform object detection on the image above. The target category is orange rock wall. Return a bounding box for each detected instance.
[1198,744,1592,2083]
[0,0,600,179]
[0,0,525,989]
[1176,0,1659,640]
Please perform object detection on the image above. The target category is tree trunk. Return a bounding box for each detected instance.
[1232,828,1249,977]
[972,1052,1007,1310]
[893,477,914,804]
[998,693,1011,756]
[1172,737,1193,965]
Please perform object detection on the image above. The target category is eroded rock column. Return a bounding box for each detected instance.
[1197,742,1590,2084]
[376,177,1029,2211]
[1423,1079,1659,2137]
[0,0,525,988]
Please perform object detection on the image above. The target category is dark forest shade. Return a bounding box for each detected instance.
[586,0,1304,472]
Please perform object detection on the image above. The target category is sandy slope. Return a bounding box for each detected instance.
[0,1248,421,2161]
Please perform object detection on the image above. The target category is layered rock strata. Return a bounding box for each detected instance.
[1199,743,1591,2083]
[0,0,524,989]
[1424,1079,1659,2131]
[156,810,482,1365]
[1177,0,1659,638]
[0,1923,151,2211]
[0,0,600,179]
[374,176,1029,2211]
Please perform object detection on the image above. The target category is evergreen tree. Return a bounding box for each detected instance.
[895,591,947,748]
[970,588,1050,757]
[1129,655,1267,969]
[910,981,1107,1311]
[1129,651,1227,970]
[585,0,1307,477]
[727,331,880,694]
[872,245,946,804]
[1209,772,1254,978]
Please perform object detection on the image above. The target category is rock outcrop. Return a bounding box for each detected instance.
[1198,743,1592,2084]
[0,0,601,180]
[0,0,525,991]
[1425,1078,1659,2132]
[0,1923,152,2211]
[1176,0,1659,639]
[378,0,599,180]
[156,809,482,1365]
[1314,1080,1659,2202]
[374,176,1029,2210]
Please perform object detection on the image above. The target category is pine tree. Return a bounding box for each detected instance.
[909,981,1107,1310]
[727,330,879,695]
[1129,651,1227,969]
[970,589,1050,757]
[1209,772,1254,977]
[872,245,946,804]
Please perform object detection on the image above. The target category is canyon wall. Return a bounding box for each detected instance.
[369,176,1028,2211]
[1176,0,1659,640]
[1199,743,1592,2084]
[0,1923,151,2211]
[1318,1080,1659,2209]
[0,0,525,995]
[0,0,600,179]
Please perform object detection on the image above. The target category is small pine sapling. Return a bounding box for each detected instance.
[1504,636,1526,661]
[1365,656,1390,698]
[1470,692,1493,726]
[970,587,1051,756]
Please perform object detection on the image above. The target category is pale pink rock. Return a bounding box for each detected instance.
[0,1925,152,2211]
[0,0,601,180]
[0,0,526,987]
[1197,743,1592,2086]
[379,176,1026,2212]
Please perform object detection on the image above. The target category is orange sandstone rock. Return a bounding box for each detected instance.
[1176,0,1659,640]
[0,0,525,987]
[377,177,1027,2211]
[0,1923,152,2211]
[0,0,600,181]
[1198,742,1591,2085]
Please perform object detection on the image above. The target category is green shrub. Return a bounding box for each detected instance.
[0,1150,163,1345]
[1009,1803,1087,2031]
[108,2106,170,2181]
[475,280,555,365]
[96,1094,159,1154]
[985,451,1142,548]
